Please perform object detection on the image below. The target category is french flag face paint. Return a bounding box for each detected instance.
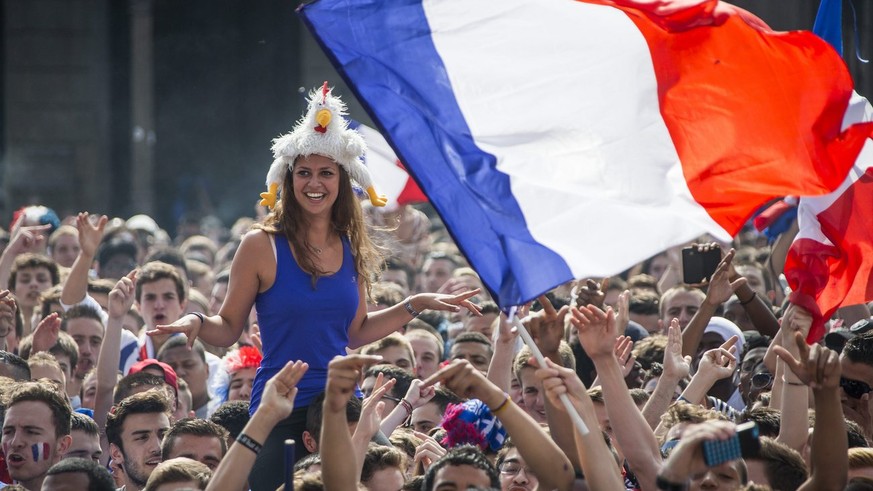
[31,442,50,462]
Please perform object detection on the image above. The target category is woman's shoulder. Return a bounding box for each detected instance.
[239,229,276,254]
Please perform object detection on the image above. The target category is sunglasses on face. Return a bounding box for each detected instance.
[751,372,773,390]
[840,377,873,399]
[660,438,680,458]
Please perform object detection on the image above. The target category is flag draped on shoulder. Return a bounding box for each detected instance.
[299,0,873,308]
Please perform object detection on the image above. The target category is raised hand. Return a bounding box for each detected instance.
[108,270,137,319]
[410,289,483,316]
[0,291,17,339]
[31,312,61,353]
[663,319,691,381]
[147,314,203,349]
[615,335,636,378]
[570,304,618,361]
[524,295,569,358]
[325,354,382,413]
[259,360,309,423]
[615,290,630,334]
[774,331,840,390]
[574,278,607,309]
[403,378,436,409]
[780,303,814,340]
[422,359,503,408]
[357,374,395,440]
[412,431,447,475]
[533,357,590,412]
[8,222,51,255]
[697,336,738,382]
[75,212,108,258]
[703,249,747,306]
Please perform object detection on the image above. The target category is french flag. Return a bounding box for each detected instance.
[783,0,873,342]
[351,122,427,206]
[300,0,873,308]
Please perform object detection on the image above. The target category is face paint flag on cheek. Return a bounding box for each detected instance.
[31,442,50,461]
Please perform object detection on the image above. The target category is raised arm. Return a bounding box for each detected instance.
[380,378,434,437]
[0,221,51,291]
[571,303,662,491]
[95,270,137,464]
[60,213,107,306]
[775,306,813,451]
[682,249,746,358]
[347,287,481,349]
[776,332,847,491]
[321,354,382,490]
[205,360,308,491]
[642,319,691,429]
[424,359,576,491]
[678,336,737,406]
[535,358,625,491]
[487,314,519,391]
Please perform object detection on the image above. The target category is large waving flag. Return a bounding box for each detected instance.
[783,1,873,342]
[300,0,873,308]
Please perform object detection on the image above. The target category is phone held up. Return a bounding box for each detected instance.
[682,246,721,285]
[702,421,761,467]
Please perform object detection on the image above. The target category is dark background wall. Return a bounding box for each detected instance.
[1,0,870,233]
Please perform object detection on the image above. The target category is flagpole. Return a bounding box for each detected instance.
[510,311,590,435]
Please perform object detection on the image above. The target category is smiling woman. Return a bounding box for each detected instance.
[146,83,482,491]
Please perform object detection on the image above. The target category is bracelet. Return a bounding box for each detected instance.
[189,311,205,325]
[491,393,511,415]
[781,377,806,387]
[656,474,688,491]
[739,292,756,306]
[236,433,263,454]
[404,298,422,318]
[399,398,414,415]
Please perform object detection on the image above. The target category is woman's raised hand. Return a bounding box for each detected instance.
[410,289,483,316]
[146,313,204,350]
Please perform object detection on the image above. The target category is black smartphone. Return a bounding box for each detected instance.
[682,246,721,284]
[702,421,760,467]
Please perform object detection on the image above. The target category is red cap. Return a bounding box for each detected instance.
[129,359,179,394]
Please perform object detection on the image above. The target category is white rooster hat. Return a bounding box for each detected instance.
[259,82,387,209]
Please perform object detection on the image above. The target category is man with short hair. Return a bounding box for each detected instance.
[61,305,105,397]
[361,333,416,375]
[420,253,458,294]
[0,381,72,490]
[449,332,493,374]
[65,412,103,463]
[42,457,115,491]
[135,261,188,360]
[160,418,227,471]
[105,390,172,491]
[404,327,443,380]
[301,391,362,455]
[157,337,211,418]
[0,350,30,381]
[422,445,499,491]
[660,286,705,330]
[361,364,413,416]
[841,331,873,440]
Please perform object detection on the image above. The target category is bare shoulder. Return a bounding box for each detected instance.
[234,229,277,291]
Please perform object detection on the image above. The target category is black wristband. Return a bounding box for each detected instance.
[656,475,688,491]
[236,433,263,455]
[189,312,205,325]
[739,292,756,306]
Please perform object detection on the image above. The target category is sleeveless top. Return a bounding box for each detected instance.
[249,233,359,414]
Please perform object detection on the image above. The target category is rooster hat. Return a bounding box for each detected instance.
[259,82,387,209]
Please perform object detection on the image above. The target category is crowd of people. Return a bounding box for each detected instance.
[1,84,873,491]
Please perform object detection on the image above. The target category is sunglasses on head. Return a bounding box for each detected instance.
[840,377,873,399]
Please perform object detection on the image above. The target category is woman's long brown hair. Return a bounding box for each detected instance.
[255,161,384,295]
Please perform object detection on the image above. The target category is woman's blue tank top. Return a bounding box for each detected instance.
[249,234,359,414]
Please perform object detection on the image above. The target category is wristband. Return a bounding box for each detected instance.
[739,292,756,306]
[236,433,263,455]
[189,311,205,325]
[656,474,688,491]
[404,298,422,318]
[491,393,511,415]
[399,398,414,415]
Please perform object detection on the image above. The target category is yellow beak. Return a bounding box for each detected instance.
[316,109,332,128]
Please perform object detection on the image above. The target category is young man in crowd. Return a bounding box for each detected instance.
[65,412,103,463]
[41,458,115,491]
[1,382,72,491]
[160,418,228,471]
[448,332,492,374]
[105,390,173,491]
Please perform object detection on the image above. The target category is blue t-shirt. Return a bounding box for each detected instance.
[250,234,359,414]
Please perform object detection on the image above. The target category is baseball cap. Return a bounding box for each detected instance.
[129,359,179,395]
[824,318,873,353]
